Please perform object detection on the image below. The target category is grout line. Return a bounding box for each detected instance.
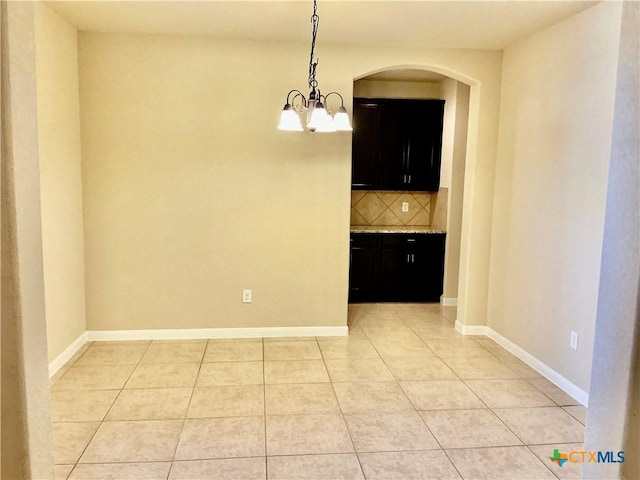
[523,443,563,480]
[60,342,155,471]
[318,336,367,480]
[262,337,268,476]
[561,406,587,425]
[168,343,206,475]
[421,423,465,480]
[64,462,78,480]
[100,343,152,420]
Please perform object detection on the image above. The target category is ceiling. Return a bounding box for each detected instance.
[46,0,599,51]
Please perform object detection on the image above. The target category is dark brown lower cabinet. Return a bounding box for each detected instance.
[348,234,379,302]
[349,233,445,303]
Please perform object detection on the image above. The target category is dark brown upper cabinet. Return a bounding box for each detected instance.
[351,98,444,192]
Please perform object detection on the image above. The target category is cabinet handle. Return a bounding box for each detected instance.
[411,253,415,263]
[403,174,407,184]
[408,174,411,184]
[406,253,411,263]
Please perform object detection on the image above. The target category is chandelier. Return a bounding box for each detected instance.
[277,0,352,133]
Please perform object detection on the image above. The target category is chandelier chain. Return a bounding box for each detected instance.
[308,0,320,91]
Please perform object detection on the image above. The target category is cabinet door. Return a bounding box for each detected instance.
[348,235,379,302]
[378,102,406,190]
[379,236,405,300]
[398,237,422,301]
[351,101,380,189]
[403,101,444,192]
[411,234,446,302]
[381,234,446,302]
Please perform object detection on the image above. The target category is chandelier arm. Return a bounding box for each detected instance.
[286,89,308,105]
[290,92,308,112]
[323,91,345,108]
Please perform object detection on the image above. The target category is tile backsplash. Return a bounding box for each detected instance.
[351,191,433,226]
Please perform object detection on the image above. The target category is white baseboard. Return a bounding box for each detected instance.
[86,325,348,342]
[453,321,588,406]
[49,326,347,375]
[455,320,487,336]
[440,297,458,306]
[49,332,88,378]
[486,327,589,406]
[53,322,588,407]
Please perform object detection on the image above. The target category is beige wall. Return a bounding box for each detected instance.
[439,77,456,189]
[34,3,86,363]
[584,2,639,478]
[487,1,623,392]
[1,2,53,477]
[442,82,469,301]
[622,335,639,480]
[78,32,502,331]
[353,79,440,100]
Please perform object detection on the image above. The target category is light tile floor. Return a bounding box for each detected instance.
[51,304,587,479]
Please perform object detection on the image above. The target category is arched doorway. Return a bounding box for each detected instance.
[348,66,474,328]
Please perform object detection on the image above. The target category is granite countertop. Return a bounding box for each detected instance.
[350,225,446,234]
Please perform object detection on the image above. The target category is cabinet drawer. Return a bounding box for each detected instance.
[350,234,379,248]
[380,234,426,247]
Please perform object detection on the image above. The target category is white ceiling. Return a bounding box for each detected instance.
[46,0,599,51]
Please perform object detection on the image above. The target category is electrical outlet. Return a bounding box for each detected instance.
[402,202,409,212]
[570,331,578,350]
[242,289,252,303]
